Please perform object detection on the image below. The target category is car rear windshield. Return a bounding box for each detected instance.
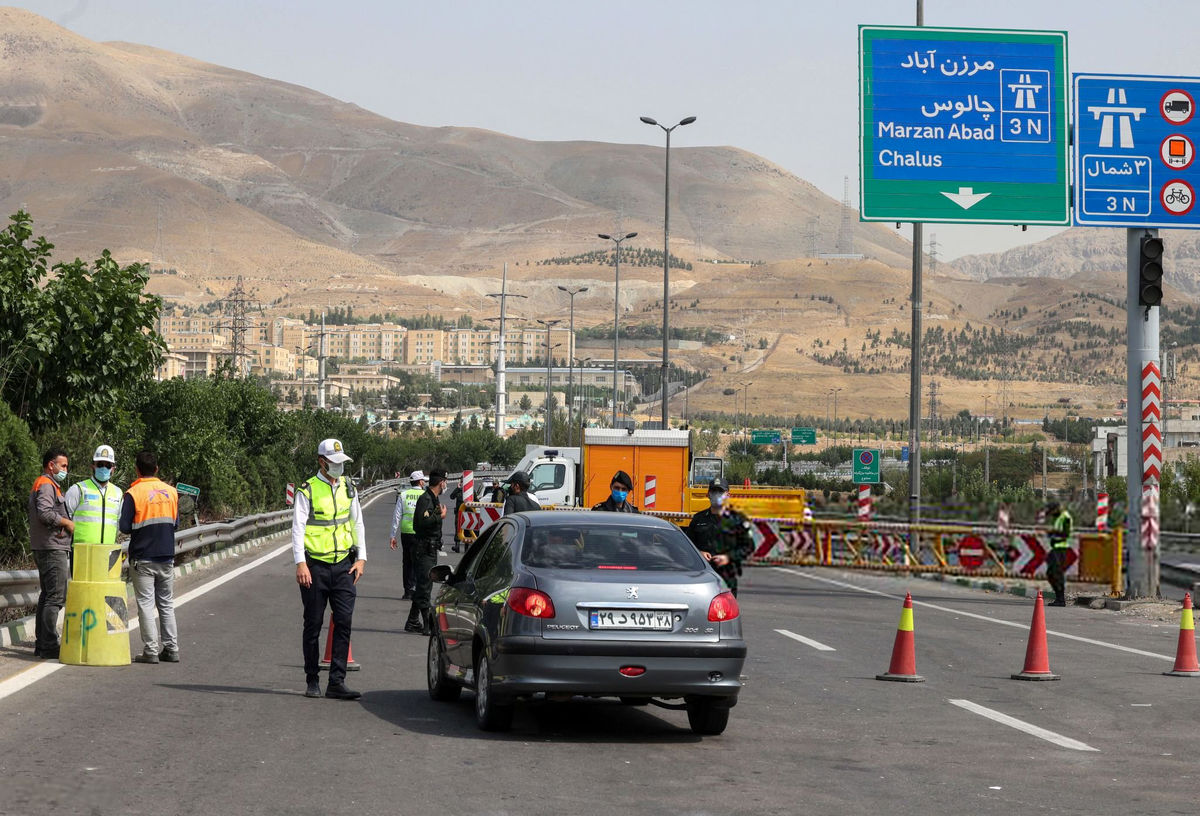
[520,525,706,571]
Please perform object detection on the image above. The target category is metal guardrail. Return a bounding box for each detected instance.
[0,478,405,610]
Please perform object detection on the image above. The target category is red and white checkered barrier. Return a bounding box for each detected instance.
[1095,492,1108,532]
[857,485,872,521]
[644,475,656,510]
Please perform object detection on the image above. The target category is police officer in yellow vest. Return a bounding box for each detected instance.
[64,445,123,546]
[292,438,366,700]
[1045,500,1073,607]
[388,470,426,600]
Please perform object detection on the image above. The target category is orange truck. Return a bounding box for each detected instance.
[525,428,806,520]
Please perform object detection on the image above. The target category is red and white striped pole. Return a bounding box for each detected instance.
[644,475,656,510]
[857,485,872,521]
[1095,491,1109,532]
[461,470,474,501]
[1142,361,1163,555]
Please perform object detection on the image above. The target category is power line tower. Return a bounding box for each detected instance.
[837,176,854,255]
[807,216,821,257]
[999,377,1011,428]
[928,233,939,273]
[214,276,261,378]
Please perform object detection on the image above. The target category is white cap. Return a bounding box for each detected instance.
[410,470,427,483]
[92,445,116,464]
[317,438,353,463]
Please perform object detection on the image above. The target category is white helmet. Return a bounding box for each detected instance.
[92,445,116,464]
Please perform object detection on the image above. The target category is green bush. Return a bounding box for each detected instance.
[0,401,38,562]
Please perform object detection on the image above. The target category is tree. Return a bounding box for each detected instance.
[518,394,533,412]
[0,400,38,559]
[0,212,164,431]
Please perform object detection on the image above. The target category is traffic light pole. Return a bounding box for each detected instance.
[1126,227,1161,597]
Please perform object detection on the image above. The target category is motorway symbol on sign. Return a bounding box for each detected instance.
[751,430,782,445]
[859,26,1070,224]
[853,448,882,484]
[1075,74,1200,227]
[176,483,201,497]
[791,427,817,445]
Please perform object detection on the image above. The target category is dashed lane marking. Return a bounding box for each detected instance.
[771,568,1174,662]
[774,629,836,651]
[949,699,1099,752]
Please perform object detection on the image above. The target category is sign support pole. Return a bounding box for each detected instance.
[907,0,924,530]
[1127,227,1160,597]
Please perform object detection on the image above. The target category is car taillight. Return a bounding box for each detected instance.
[507,587,556,618]
[619,666,646,677]
[707,591,740,622]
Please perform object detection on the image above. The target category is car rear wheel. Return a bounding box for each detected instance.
[474,653,513,731]
[685,696,731,735]
[427,635,461,702]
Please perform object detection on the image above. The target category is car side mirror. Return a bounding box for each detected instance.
[429,564,455,584]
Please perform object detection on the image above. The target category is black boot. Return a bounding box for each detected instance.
[404,606,423,633]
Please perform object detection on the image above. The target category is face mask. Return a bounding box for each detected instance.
[709,492,726,509]
[93,467,112,483]
[53,470,68,485]
[325,461,345,478]
[611,489,628,503]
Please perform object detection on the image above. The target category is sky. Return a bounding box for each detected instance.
[11,0,1200,260]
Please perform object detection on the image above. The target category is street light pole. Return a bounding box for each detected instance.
[599,232,637,428]
[536,319,561,445]
[831,387,844,444]
[641,115,696,430]
[486,263,526,437]
[557,285,588,447]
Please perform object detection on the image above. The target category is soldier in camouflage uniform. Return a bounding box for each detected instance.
[685,478,755,596]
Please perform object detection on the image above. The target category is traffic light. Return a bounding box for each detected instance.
[1139,235,1164,306]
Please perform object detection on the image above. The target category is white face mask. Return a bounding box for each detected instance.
[325,461,345,478]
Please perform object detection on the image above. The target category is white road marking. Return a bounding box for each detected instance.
[772,568,1174,662]
[774,629,836,651]
[0,491,393,703]
[949,699,1099,752]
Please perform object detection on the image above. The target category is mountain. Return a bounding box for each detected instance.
[0,6,913,312]
[952,227,1200,297]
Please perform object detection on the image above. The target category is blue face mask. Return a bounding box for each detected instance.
[611,488,628,503]
[93,467,112,483]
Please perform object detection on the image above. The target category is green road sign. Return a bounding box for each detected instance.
[750,430,782,445]
[859,26,1070,224]
[853,449,882,484]
[791,427,817,445]
[176,483,201,497]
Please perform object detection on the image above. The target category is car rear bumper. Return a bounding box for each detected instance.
[490,636,747,699]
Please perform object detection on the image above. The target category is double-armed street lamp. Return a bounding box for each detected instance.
[598,231,637,427]
[535,318,562,445]
[557,285,588,446]
[640,114,696,429]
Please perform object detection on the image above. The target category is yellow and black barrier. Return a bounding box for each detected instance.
[59,543,130,666]
[461,502,1123,596]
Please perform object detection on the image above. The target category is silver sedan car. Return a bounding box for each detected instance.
[426,510,747,734]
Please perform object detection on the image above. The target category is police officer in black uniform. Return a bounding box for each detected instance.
[503,471,541,514]
[405,469,447,634]
[591,470,639,513]
[686,478,755,596]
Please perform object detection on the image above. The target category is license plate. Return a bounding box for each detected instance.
[589,609,674,630]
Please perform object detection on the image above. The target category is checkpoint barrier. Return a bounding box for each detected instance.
[457,502,1123,595]
[60,543,130,666]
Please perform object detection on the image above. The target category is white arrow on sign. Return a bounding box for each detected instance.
[941,187,991,209]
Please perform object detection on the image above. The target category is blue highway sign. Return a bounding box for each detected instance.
[859,26,1070,224]
[1075,74,1200,228]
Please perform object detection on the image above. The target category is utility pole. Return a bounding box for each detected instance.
[318,310,327,409]
[487,264,526,437]
[1127,228,1162,597]
[536,319,561,445]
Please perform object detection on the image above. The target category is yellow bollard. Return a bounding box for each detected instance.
[59,544,131,666]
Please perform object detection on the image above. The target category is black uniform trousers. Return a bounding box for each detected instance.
[1047,547,1068,603]
[409,540,438,616]
[300,554,356,685]
[400,533,418,594]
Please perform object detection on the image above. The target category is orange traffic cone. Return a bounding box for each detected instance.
[318,614,360,672]
[876,592,924,682]
[1011,589,1060,681]
[1164,592,1200,677]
